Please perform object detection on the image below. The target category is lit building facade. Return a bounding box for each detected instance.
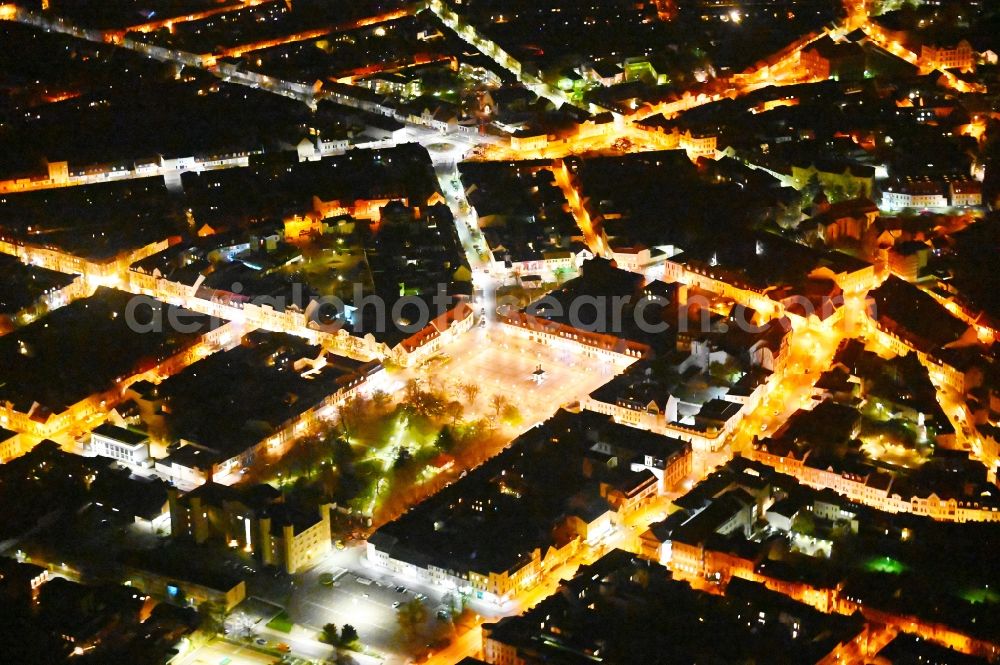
[168,484,334,574]
[89,424,150,467]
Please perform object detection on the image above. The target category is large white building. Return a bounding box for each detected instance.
[89,423,150,467]
[881,179,948,210]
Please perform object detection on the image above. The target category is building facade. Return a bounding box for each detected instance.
[89,423,150,467]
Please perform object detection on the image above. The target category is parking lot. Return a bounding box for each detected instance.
[285,553,422,661]
[282,544,481,663]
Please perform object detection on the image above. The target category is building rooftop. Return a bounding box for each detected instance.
[0,288,220,416]
[157,330,376,459]
[0,254,76,318]
[91,423,149,447]
[370,410,687,578]
[0,178,179,261]
[875,633,992,665]
[485,549,865,664]
[121,543,244,593]
[869,276,971,354]
[516,257,671,352]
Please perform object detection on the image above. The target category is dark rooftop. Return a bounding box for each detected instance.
[0,288,220,415]
[157,330,375,458]
[485,548,865,664]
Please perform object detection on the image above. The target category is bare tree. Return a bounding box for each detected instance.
[489,393,509,421]
[445,400,465,426]
[403,378,422,402]
[460,382,481,406]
